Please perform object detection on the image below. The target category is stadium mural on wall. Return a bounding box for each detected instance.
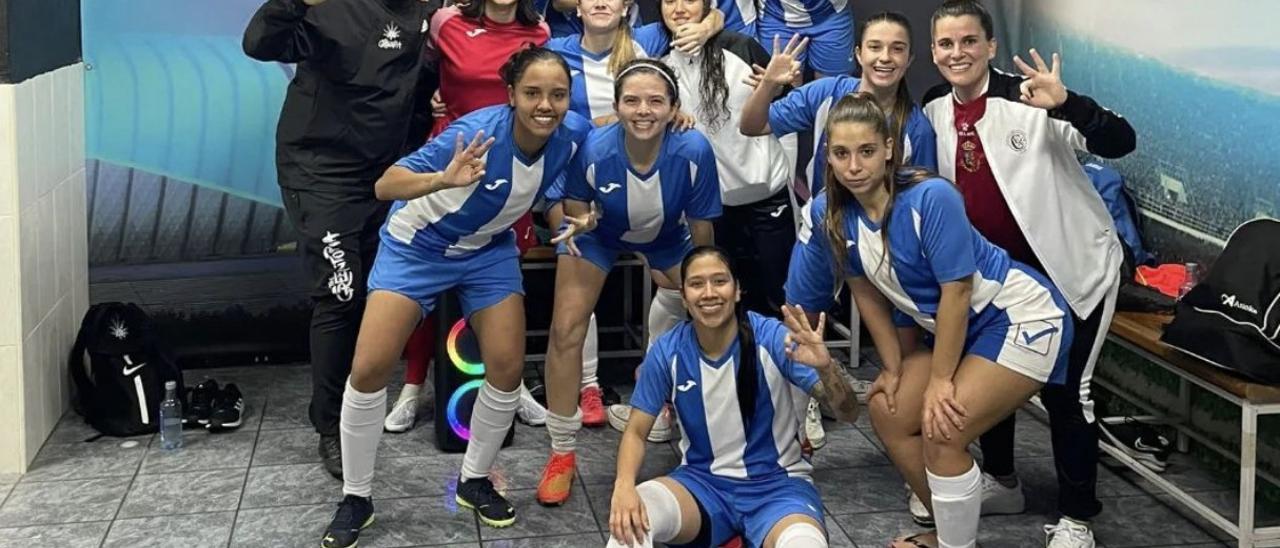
[1012,0,1280,264]
[82,0,293,266]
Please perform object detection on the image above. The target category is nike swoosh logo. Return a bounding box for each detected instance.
[484,179,509,191]
[770,204,787,218]
[121,362,146,376]
[1021,325,1059,345]
[676,380,697,392]
[598,182,621,194]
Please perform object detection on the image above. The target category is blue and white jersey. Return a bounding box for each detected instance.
[758,0,847,28]
[551,123,722,245]
[546,24,670,121]
[386,106,591,257]
[768,76,938,200]
[631,312,819,481]
[789,178,1064,332]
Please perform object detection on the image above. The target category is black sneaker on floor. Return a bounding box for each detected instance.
[319,435,343,480]
[456,476,516,528]
[601,385,622,407]
[320,494,374,548]
[207,383,244,431]
[184,379,219,426]
[1100,418,1172,472]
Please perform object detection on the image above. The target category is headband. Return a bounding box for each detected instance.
[616,61,676,91]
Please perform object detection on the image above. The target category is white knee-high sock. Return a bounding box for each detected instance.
[605,481,683,548]
[546,408,582,453]
[928,462,981,548]
[460,381,521,481]
[581,313,599,388]
[774,522,827,547]
[341,380,387,498]
[647,288,686,349]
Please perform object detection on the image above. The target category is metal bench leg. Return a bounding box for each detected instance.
[847,300,860,367]
[1240,404,1259,548]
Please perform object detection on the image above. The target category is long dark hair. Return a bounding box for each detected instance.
[460,0,543,28]
[660,0,729,132]
[857,11,915,165]
[822,93,936,288]
[680,245,758,426]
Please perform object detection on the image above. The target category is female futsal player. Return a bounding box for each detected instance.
[318,47,590,548]
[787,93,1074,548]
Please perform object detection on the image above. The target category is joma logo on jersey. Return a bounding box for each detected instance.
[598,182,622,194]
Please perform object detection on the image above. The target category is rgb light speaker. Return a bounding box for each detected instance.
[433,291,515,453]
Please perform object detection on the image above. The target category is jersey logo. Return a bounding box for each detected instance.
[598,182,622,194]
[570,69,582,77]
[466,28,487,38]
[484,179,510,191]
[121,355,146,377]
[378,24,403,50]
[676,380,697,392]
[109,317,129,340]
[421,19,429,33]
[1008,129,1028,153]
[769,204,788,218]
[1014,321,1058,355]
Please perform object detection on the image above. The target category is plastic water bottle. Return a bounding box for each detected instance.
[1178,262,1200,301]
[159,381,183,451]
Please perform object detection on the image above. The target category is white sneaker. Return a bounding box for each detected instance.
[804,398,826,450]
[607,404,673,443]
[516,384,547,426]
[907,486,934,526]
[1044,517,1095,548]
[980,472,1026,515]
[384,395,419,433]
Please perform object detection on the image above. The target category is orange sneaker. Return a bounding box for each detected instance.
[580,386,606,427]
[536,451,577,506]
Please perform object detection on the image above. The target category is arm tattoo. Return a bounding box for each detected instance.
[811,361,860,424]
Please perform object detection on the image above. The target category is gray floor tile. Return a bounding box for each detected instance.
[21,440,146,483]
[260,394,313,431]
[809,427,891,470]
[371,455,467,501]
[0,477,132,527]
[230,502,334,548]
[477,488,598,541]
[241,463,343,509]
[358,496,479,547]
[251,428,321,466]
[139,430,256,475]
[831,510,924,547]
[487,448,554,492]
[510,422,552,450]
[44,413,153,445]
[1015,456,1144,503]
[1114,452,1236,494]
[823,513,856,547]
[102,512,235,548]
[380,427,456,460]
[577,441,681,486]
[976,511,1060,548]
[0,521,111,548]
[482,532,605,547]
[582,482,615,531]
[814,465,910,515]
[118,470,246,518]
[1091,494,1216,547]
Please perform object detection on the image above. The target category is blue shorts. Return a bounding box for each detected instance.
[556,229,693,274]
[667,468,825,547]
[367,238,524,319]
[756,12,854,76]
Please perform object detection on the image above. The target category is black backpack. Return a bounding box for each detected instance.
[68,302,183,437]
[1161,219,1280,383]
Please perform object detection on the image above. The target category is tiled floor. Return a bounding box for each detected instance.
[0,363,1255,547]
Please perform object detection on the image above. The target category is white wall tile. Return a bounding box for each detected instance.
[37,194,56,325]
[54,182,72,299]
[0,85,16,218]
[21,324,46,463]
[18,193,37,338]
[15,80,36,211]
[0,216,18,347]
[68,66,85,174]
[32,74,51,203]
[71,169,88,280]
[0,344,25,474]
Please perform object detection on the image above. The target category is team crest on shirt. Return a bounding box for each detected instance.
[379,23,403,50]
[1008,129,1028,153]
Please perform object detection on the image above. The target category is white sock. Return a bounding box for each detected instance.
[546,408,582,453]
[928,462,981,548]
[395,382,422,405]
[647,287,686,349]
[774,522,827,547]
[341,380,387,498]
[605,481,683,548]
[460,381,521,481]
[582,313,599,388]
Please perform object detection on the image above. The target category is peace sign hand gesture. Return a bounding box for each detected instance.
[781,304,833,371]
[550,202,599,257]
[440,131,496,190]
[1013,48,1067,110]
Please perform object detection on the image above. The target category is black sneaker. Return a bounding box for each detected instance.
[601,385,622,407]
[1100,418,1172,472]
[319,435,343,480]
[207,383,244,431]
[319,494,374,548]
[184,379,219,426]
[456,476,516,528]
